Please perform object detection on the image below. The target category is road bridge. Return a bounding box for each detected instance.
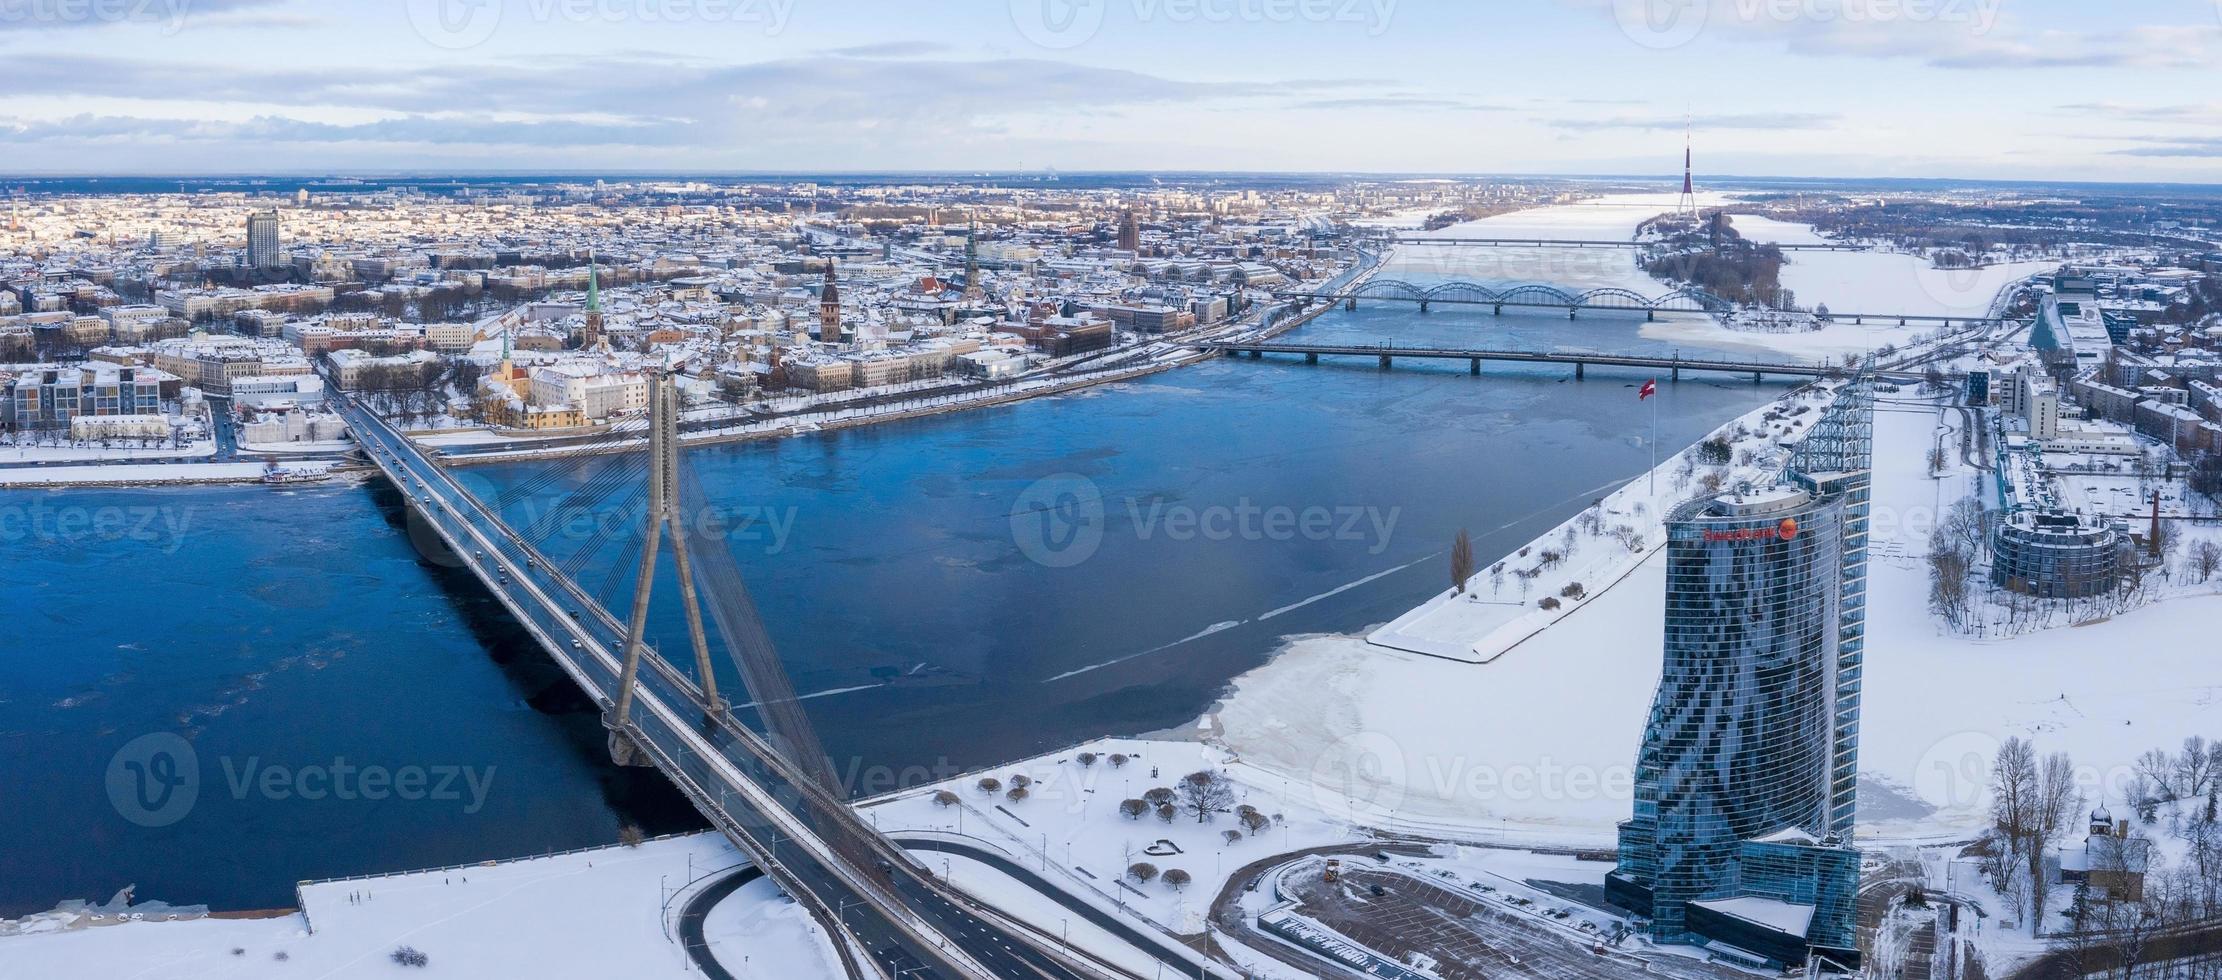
[333,376,1185,980]
[1272,279,2009,328]
[1392,236,1868,251]
[1190,341,1934,385]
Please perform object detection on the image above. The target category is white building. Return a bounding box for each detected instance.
[528,364,649,420]
[69,413,173,441]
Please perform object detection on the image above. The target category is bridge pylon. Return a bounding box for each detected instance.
[607,371,724,767]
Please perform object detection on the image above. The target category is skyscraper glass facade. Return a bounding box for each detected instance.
[1608,382,1872,966]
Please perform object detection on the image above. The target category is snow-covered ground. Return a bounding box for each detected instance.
[866,738,1368,939]
[238,438,353,455]
[1370,384,1839,664]
[0,440,217,463]
[1347,206,1446,231]
[0,834,840,980]
[1192,392,2222,850]
[0,462,273,488]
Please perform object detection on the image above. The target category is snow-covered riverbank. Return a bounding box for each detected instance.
[1187,392,2222,850]
[0,834,841,980]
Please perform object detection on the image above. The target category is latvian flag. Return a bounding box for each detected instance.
[1639,379,1657,401]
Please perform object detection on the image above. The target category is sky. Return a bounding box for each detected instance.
[1,0,2220,181]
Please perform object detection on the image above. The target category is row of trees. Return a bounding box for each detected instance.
[352,358,484,426]
[1988,737,2084,935]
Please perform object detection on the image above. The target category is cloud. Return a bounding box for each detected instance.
[0,51,1321,118]
[1559,0,2222,71]
[0,50,1371,161]
[1552,112,1838,132]
[822,41,953,58]
[2060,102,2222,125]
[0,113,692,147]
[2100,136,2222,159]
[1287,97,1508,112]
[0,0,288,32]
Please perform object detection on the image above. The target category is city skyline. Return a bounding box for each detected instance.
[2,0,2221,180]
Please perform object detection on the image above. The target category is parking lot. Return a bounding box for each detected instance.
[1276,860,1754,980]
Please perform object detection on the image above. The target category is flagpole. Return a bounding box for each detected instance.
[1649,380,1658,498]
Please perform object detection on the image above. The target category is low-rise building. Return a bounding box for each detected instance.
[3,363,169,432]
[69,413,173,441]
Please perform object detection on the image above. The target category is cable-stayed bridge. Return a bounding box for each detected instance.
[332,371,1174,980]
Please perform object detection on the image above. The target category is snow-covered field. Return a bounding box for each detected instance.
[866,738,1364,940]
[0,835,840,980]
[0,462,272,487]
[0,440,216,463]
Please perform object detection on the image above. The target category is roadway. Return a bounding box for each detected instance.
[336,391,1137,980]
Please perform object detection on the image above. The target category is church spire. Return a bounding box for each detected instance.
[584,249,605,349]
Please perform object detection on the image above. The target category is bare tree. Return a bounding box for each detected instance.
[2028,751,2081,936]
[2190,540,2222,584]
[1126,862,1158,885]
[1450,529,1475,594]
[1992,738,2038,917]
[1119,798,1147,820]
[1177,770,1237,824]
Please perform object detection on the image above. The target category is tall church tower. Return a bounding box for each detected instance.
[1117,209,1140,253]
[583,250,605,350]
[818,259,842,344]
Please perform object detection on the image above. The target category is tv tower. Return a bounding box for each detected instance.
[1676,120,1698,218]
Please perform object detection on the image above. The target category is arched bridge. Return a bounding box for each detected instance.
[1276,279,1734,319]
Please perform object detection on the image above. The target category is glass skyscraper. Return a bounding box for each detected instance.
[247,210,281,270]
[1607,382,1871,969]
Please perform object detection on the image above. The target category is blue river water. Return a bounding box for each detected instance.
[0,300,1793,915]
